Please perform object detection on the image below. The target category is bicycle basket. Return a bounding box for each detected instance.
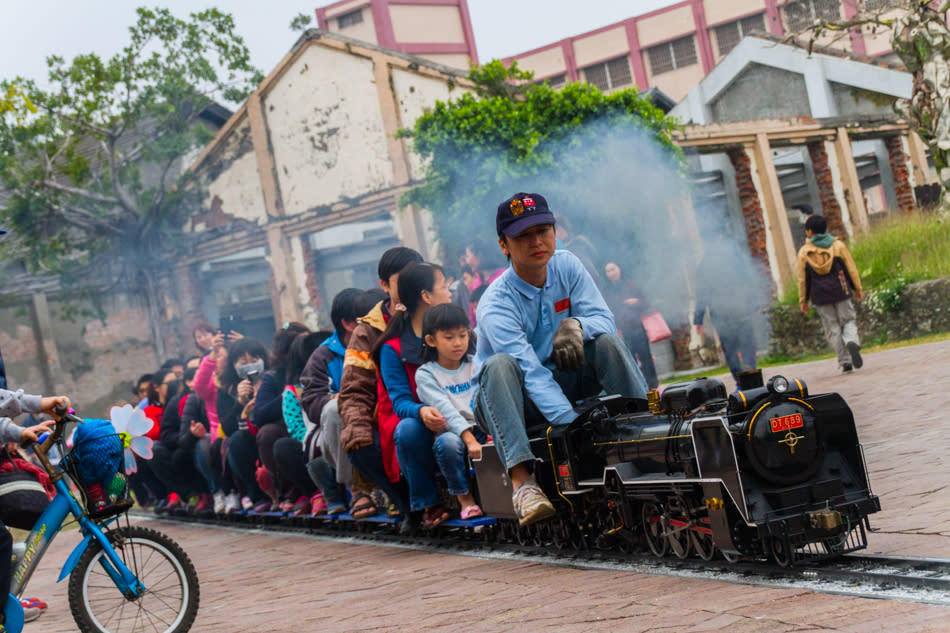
[62,418,130,516]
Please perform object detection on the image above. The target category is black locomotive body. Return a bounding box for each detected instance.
[472,372,880,565]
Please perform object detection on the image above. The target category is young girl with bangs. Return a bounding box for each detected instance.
[371,262,456,528]
[414,302,483,520]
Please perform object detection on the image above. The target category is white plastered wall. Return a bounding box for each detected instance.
[197,120,266,228]
[264,45,394,217]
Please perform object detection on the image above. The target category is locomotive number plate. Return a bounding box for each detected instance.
[769,413,804,433]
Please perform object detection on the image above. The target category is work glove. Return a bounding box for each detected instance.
[551,318,584,372]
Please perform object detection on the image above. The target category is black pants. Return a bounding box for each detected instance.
[226,430,265,502]
[272,437,316,499]
[128,457,167,505]
[151,444,205,498]
[622,324,659,390]
[255,424,288,498]
[0,521,10,605]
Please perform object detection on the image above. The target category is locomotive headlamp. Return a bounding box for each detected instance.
[769,375,790,394]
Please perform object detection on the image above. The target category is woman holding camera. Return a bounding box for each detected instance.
[217,337,270,512]
[253,323,309,512]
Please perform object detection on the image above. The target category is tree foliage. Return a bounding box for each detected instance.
[400,60,681,259]
[0,7,262,357]
[796,0,950,193]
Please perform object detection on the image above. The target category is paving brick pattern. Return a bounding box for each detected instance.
[17,342,950,632]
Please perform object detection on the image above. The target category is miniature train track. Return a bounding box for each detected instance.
[140,511,950,606]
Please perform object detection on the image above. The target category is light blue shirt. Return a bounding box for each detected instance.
[474,250,616,425]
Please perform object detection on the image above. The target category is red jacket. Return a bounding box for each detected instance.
[376,334,420,483]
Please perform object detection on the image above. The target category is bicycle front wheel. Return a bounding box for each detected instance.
[68,525,200,633]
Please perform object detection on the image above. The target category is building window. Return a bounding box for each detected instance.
[714,13,766,57]
[647,35,697,76]
[337,9,363,29]
[783,0,841,32]
[535,73,567,89]
[581,55,633,91]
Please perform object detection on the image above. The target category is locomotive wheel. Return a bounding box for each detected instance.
[641,502,668,557]
[691,529,716,561]
[770,537,795,567]
[668,521,692,559]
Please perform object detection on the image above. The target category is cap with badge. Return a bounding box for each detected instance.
[496,192,556,237]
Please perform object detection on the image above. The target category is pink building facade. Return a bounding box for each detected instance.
[316,0,479,70]
[505,0,897,103]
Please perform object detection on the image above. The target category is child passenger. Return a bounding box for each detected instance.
[415,303,483,520]
[372,262,455,528]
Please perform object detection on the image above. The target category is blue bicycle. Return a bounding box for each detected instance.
[3,411,199,633]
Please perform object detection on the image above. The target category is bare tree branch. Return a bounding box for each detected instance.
[33,180,120,205]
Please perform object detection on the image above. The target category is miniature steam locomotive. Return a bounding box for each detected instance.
[473,370,880,566]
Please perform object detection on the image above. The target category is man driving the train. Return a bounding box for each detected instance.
[473,192,647,526]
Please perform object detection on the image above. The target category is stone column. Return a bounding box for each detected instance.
[728,147,769,263]
[727,146,775,295]
[885,135,916,213]
[806,141,847,237]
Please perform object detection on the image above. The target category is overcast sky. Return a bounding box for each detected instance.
[1,1,678,89]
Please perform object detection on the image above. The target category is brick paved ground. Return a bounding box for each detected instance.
[16,341,950,632]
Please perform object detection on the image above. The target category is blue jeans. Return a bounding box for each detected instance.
[475,333,646,472]
[348,431,411,516]
[718,326,757,383]
[194,437,218,494]
[394,417,471,512]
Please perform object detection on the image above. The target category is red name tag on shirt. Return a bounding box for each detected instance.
[554,298,571,313]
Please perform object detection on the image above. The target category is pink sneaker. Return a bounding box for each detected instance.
[310,492,328,516]
[291,495,311,516]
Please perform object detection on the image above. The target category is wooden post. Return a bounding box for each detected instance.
[833,127,870,233]
[752,133,796,292]
[906,130,934,186]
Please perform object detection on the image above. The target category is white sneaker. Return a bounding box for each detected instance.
[213,490,227,514]
[224,492,241,514]
[512,480,556,526]
[240,495,254,511]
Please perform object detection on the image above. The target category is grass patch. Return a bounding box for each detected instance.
[778,210,950,304]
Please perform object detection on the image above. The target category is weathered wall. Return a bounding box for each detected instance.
[392,67,463,180]
[709,64,810,123]
[0,294,156,418]
[266,45,394,217]
[192,119,264,228]
[769,278,950,357]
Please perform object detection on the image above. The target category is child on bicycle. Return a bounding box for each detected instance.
[414,303,483,520]
[0,388,69,626]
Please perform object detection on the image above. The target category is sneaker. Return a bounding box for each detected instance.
[213,490,227,514]
[279,499,295,513]
[847,341,863,369]
[20,597,46,623]
[842,363,854,373]
[224,492,241,514]
[166,493,183,510]
[154,498,169,512]
[195,493,213,513]
[512,480,556,526]
[241,496,254,511]
[253,499,272,513]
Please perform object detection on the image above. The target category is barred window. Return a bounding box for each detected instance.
[581,55,633,91]
[535,73,567,89]
[783,0,841,32]
[715,13,766,57]
[647,44,674,75]
[337,9,363,29]
[647,35,697,76]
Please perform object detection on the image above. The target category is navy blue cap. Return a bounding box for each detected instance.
[496,192,555,237]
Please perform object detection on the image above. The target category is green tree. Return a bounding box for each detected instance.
[797,1,950,196]
[0,7,262,359]
[399,60,681,260]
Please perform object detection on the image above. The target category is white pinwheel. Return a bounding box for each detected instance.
[109,404,154,474]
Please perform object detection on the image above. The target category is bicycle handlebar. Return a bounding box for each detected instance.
[31,409,83,482]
